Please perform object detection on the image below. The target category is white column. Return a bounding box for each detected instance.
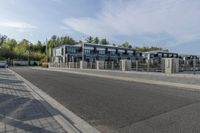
[121,60,126,71]
[96,61,99,70]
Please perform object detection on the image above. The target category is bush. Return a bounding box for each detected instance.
[41,63,48,68]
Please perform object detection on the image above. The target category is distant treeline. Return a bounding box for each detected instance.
[0,34,164,62]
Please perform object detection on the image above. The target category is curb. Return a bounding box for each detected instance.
[45,67,200,79]
[34,67,200,91]
[9,69,100,133]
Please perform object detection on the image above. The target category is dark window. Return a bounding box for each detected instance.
[99,50,105,55]
[84,49,91,54]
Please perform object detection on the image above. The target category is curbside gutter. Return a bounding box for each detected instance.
[34,67,200,91]
[9,68,100,133]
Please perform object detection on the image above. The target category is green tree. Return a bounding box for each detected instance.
[3,39,17,51]
[14,39,30,59]
[100,38,109,45]
[0,34,7,46]
[86,36,93,43]
[61,36,76,45]
[93,37,99,44]
[0,47,16,59]
[120,42,132,48]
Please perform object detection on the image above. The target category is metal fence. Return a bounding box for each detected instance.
[49,60,165,72]
[48,59,200,75]
[179,59,200,74]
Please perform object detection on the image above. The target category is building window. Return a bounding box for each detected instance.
[158,53,162,57]
[84,49,91,54]
[67,47,76,53]
[150,54,154,58]
[99,50,105,55]
[110,51,116,55]
[163,53,168,57]
[174,54,178,58]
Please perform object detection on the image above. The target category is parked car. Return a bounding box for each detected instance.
[0,62,8,68]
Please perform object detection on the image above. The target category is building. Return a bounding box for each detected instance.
[179,54,199,65]
[52,43,143,63]
[142,51,179,64]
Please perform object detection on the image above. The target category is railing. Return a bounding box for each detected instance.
[179,60,200,74]
[49,60,164,73]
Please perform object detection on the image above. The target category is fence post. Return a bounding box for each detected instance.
[193,58,196,75]
[147,60,150,72]
[136,61,138,71]
[121,60,126,71]
[111,61,114,70]
[96,61,99,70]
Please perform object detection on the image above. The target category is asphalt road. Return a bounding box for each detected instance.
[11,67,200,133]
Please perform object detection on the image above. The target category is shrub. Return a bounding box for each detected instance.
[41,63,48,68]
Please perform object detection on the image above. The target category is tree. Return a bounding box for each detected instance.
[120,42,132,48]
[14,39,30,59]
[100,38,109,45]
[0,47,16,59]
[0,34,7,46]
[86,36,93,43]
[61,36,76,45]
[93,37,99,44]
[3,39,17,51]
[136,46,163,52]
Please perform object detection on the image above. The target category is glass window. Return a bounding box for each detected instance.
[150,54,154,58]
[67,47,76,53]
[110,51,116,55]
[99,50,105,55]
[84,49,91,54]
[158,53,162,57]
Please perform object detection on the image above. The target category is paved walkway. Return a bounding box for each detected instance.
[0,68,66,133]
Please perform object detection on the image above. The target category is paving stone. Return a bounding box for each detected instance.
[0,69,67,133]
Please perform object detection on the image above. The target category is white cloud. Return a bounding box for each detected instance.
[0,20,37,32]
[63,0,200,47]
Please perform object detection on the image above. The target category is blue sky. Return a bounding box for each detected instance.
[0,0,200,55]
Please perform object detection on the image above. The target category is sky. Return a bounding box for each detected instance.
[0,0,200,55]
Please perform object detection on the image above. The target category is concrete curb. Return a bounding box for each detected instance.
[45,66,200,79]
[34,67,200,91]
[9,69,100,133]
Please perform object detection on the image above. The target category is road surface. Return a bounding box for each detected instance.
[11,67,200,133]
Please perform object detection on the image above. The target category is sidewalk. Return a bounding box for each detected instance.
[0,68,100,133]
[36,67,200,90]
[0,68,68,133]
